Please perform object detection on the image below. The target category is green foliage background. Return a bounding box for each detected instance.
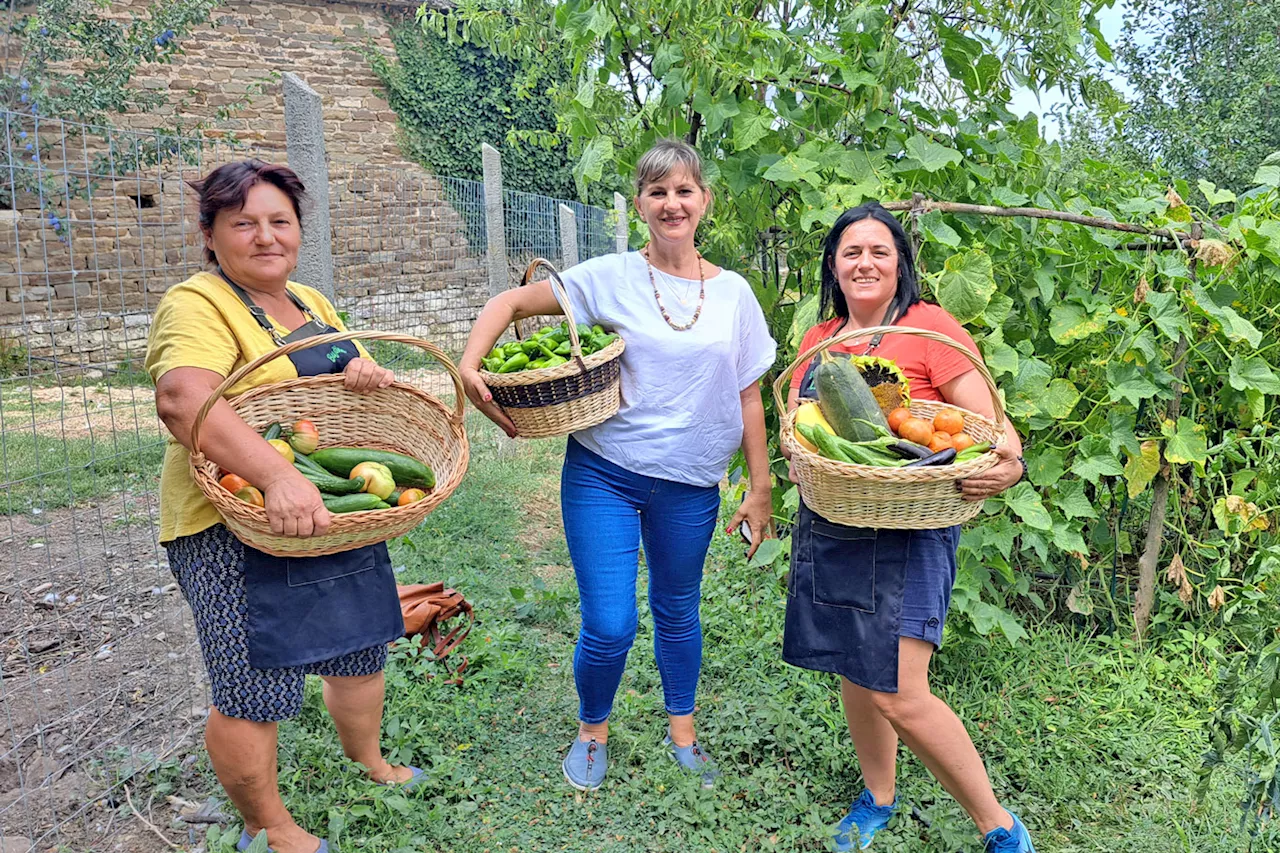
[364,14,578,198]
[430,0,1280,820]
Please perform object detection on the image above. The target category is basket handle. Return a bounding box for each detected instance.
[517,257,589,372]
[770,325,1006,431]
[189,330,467,458]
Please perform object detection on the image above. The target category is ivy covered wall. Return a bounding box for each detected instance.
[368,16,576,199]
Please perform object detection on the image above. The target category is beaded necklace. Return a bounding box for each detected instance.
[642,245,706,331]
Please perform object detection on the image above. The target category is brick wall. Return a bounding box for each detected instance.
[0,0,491,373]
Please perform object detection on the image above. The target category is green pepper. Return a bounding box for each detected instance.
[538,325,553,337]
[497,352,529,373]
[592,333,618,351]
[487,346,504,361]
[592,324,604,335]
[554,340,572,356]
[502,341,523,358]
[955,441,992,462]
[537,342,558,359]
[520,340,544,356]
[481,356,503,372]
[576,323,593,339]
[543,354,568,368]
[528,358,548,369]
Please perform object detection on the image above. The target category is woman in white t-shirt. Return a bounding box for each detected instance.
[460,139,776,791]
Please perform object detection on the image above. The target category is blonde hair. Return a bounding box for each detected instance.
[633,139,707,196]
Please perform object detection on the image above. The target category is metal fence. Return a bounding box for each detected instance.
[0,109,618,852]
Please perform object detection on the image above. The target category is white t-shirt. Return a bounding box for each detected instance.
[554,251,777,487]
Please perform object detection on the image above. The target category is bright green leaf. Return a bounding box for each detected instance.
[1040,378,1081,419]
[1197,179,1236,206]
[1070,436,1124,484]
[1145,289,1191,342]
[1161,417,1208,467]
[936,249,996,323]
[1228,354,1280,395]
[1107,362,1161,408]
[1053,478,1098,519]
[1027,447,1065,488]
[1003,482,1053,530]
[920,210,961,247]
[762,154,821,185]
[1049,303,1107,344]
[904,134,963,172]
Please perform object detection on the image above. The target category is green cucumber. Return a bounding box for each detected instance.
[295,461,365,495]
[322,493,390,513]
[310,448,435,489]
[262,422,283,441]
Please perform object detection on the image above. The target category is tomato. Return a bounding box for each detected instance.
[887,407,912,434]
[951,432,975,452]
[235,486,265,507]
[293,419,318,435]
[397,488,427,506]
[933,408,965,436]
[350,461,395,500]
[928,431,954,453]
[219,473,251,493]
[898,417,935,447]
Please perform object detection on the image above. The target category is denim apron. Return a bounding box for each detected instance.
[221,270,405,669]
[782,499,909,692]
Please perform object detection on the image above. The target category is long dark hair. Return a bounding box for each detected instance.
[188,160,307,265]
[818,201,921,323]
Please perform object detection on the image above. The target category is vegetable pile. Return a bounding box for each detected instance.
[795,353,989,468]
[480,321,619,374]
[218,420,435,513]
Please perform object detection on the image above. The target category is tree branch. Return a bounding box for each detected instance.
[880,198,1195,244]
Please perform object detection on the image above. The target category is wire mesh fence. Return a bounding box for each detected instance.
[0,109,618,851]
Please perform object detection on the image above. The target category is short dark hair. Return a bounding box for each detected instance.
[819,201,922,323]
[188,160,307,265]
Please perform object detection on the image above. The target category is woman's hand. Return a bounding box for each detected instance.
[343,357,394,394]
[956,442,1023,502]
[261,470,331,537]
[727,488,773,560]
[460,365,517,437]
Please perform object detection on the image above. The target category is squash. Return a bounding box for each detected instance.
[814,352,890,442]
[793,401,835,453]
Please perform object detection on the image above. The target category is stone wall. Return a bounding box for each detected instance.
[0,0,491,373]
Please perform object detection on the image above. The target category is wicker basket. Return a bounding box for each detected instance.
[189,330,470,557]
[480,258,625,438]
[772,325,1005,530]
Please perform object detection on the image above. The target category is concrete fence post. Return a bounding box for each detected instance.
[481,144,508,298]
[282,72,335,301]
[558,204,579,269]
[613,192,628,253]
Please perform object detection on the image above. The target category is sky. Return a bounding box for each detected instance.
[1006,0,1135,139]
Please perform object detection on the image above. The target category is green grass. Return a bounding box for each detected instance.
[0,428,164,514]
[183,418,1271,853]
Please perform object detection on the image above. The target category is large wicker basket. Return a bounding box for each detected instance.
[480,258,625,438]
[189,330,470,557]
[773,326,1004,530]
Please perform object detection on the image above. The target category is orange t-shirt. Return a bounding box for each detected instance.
[789,301,981,402]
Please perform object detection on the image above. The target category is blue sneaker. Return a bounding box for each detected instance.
[833,789,898,851]
[562,738,607,791]
[236,830,329,852]
[663,733,720,789]
[983,811,1036,852]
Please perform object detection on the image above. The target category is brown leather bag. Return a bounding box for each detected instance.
[397,582,474,660]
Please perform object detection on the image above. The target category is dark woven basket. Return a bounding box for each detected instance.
[489,355,622,408]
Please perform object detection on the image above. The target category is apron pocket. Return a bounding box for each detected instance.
[287,551,377,587]
[810,520,877,612]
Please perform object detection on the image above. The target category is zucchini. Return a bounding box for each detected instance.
[262,422,283,441]
[814,353,891,442]
[310,448,435,489]
[322,493,391,513]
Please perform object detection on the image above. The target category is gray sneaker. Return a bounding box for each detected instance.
[664,733,720,789]
[562,738,607,791]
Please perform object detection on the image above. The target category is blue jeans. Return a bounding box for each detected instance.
[561,438,721,724]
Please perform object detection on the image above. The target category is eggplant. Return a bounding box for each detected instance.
[886,440,933,460]
[904,447,957,467]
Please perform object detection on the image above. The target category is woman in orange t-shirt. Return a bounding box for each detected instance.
[782,202,1034,852]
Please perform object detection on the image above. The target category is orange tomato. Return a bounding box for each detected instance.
[887,407,912,434]
[898,417,935,447]
[951,432,975,452]
[929,431,954,454]
[397,488,427,506]
[234,486,265,507]
[933,408,965,436]
[219,473,251,493]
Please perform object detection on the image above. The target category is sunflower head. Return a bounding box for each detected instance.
[850,355,910,417]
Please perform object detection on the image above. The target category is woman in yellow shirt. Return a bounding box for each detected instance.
[145,161,416,853]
